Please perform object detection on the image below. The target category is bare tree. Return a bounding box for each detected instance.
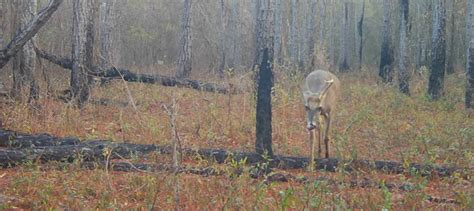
[398,0,410,95]
[10,0,40,102]
[446,0,456,74]
[289,0,298,65]
[428,0,447,100]
[466,0,474,109]
[0,0,63,69]
[357,0,365,70]
[176,0,192,79]
[70,0,95,106]
[255,0,274,157]
[338,2,350,72]
[273,0,282,64]
[378,0,394,83]
[99,0,115,69]
[307,0,317,72]
[218,0,226,77]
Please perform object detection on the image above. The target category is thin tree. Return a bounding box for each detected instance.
[0,0,4,48]
[176,0,192,79]
[378,0,394,83]
[11,0,40,102]
[338,2,350,72]
[0,0,63,69]
[273,0,282,65]
[398,0,410,95]
[466,0,474,108]
[70,0,95,106]
[255,0,274,157]
[446,0,456,74]
[307,0,317,72]
[99,0,115,69]
[357,0,365,70]
[289,0,298,65]
[428,0,447,100]
[218,0,226,77]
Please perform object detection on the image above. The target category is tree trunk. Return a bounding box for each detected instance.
[378,0,394,83]
[176,0,192,79]
[273,0,282,65]
[446,0,456,74]
[428,0,447,100]
[289,0,298,66]
[357,0,365,70]
[319,0,327,48]
[466,0,474,109]
[218,0,226,77]
[329,1,336,69]
[229,0,240,69]
[255,0,274,157]
[338,2,350,72]
[306,0,317,72]
[70,0,95,107]
[415,2,423,69]
[0,0,63,70]
[0,0,4,48]
[99,0,114,69]
[398,0,410,95]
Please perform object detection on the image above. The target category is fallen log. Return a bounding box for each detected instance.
[35,48,236,94]
[0,129,468,178]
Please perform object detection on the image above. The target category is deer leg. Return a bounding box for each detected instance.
[317,118,322,158]
[323,113,332,158]
[309,129,316,171]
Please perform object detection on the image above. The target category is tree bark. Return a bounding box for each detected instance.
[0,0,4,48]
[0,0,63,70]
[378,0,394,83]
[466,0,474,109]
[428,0,447,100]
[306,0,317,72]
[357,0,365,70]
[255,0,274,157]
[273,0,282,65]
[218,0,226,77]
[446,0,456,75]
[338,2,350,72]
[11,0,40,102]
[35,48,236,94]
[398,0,410,95]
[289,0,298,66]
[70,0,95,107]
[99,0,115,69]
[176,0,192,79]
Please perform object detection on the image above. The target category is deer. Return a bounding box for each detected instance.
[302,69,340,170]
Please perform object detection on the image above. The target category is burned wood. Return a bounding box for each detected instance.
[0,129,468,178]
[35,48,236,94]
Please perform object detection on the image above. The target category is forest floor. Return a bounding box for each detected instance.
[0,68,472,209]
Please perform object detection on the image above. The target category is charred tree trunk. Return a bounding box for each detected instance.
[357,0,365,70]
[428,0,447,100]
[466,0,474,109]
[70,0,95,107]
[255,0,274,157]
[99,0,114,69]
[0,0,63,70]
[338,2,350,72]
[398,0,410,95]
[176,0,192,79]
[378,0,394,83]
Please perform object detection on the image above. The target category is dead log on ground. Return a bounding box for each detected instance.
[35,48,236,94]
[0,129,468,178]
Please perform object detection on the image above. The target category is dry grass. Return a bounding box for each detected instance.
[0,68,472,209]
